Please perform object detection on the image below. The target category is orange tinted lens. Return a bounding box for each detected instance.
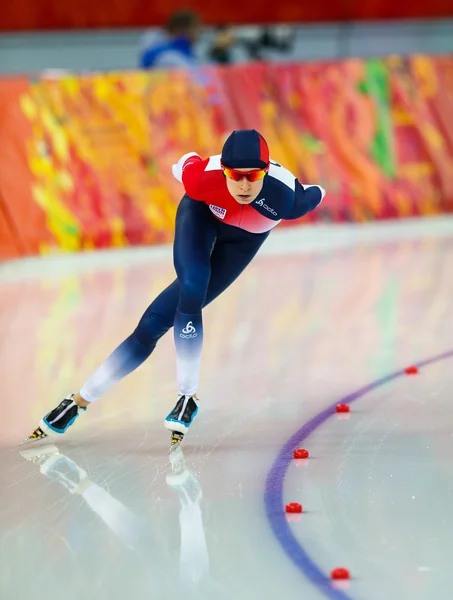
[223,168,267,182]
[247,169,267,182]
[223,168,244,181]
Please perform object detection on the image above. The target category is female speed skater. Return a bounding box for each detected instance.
[23,129,325,447]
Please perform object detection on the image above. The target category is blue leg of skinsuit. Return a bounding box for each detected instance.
[80,196,269,402]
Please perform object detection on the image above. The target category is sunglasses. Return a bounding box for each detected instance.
[222,166,268,182]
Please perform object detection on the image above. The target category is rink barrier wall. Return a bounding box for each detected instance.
[0,55,453,259]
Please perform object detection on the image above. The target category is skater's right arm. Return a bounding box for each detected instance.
[172,153,224,200]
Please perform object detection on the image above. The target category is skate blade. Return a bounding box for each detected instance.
[20,426,48,446]
[170,431,184,448]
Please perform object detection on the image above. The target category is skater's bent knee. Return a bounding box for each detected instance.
[134,312,172,349]
[178,277,209,313]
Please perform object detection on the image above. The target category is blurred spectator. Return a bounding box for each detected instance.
[208,26,236,65]
[140,10,201,69]
[238,25,296,61]
[260,26,295,53]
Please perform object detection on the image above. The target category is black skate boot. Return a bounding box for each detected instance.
[21,394,86,445]
[164,394,199,446]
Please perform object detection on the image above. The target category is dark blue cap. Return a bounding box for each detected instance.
[221,129,269,169]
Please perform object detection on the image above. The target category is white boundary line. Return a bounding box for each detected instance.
[1,216,453,283]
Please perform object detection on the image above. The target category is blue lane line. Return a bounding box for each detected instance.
[264,349,453,600]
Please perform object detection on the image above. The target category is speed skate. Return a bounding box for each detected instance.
[165,394,199,447]
[21,394,86,446]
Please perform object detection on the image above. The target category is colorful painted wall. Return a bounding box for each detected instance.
[1,55,453,260]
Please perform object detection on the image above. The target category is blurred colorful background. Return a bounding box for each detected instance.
[0,1,453,259]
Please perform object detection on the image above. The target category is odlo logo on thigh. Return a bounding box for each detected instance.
[180,321,198,339]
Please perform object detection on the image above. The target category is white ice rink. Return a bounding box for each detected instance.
[1,216,453,600]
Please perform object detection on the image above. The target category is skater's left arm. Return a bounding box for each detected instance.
[286,179,325,220]
[268,161,324,220]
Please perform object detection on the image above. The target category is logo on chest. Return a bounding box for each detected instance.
[255,198,277,216]
[209,204,227,219]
